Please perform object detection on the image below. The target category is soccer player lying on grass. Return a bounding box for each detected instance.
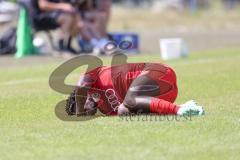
[65,63,204,116]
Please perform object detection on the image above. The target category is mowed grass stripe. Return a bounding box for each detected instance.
[0,48,240,160]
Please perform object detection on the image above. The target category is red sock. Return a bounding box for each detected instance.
[150,98,179,115]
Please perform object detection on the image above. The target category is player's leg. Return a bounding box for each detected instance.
[120,71,179,115]
[120,82,204,116]
[119,66,204,116]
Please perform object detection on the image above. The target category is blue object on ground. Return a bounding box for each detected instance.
[109,32,140,54]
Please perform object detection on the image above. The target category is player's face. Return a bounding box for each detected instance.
[84,97,95,108]
[84,96,97,115]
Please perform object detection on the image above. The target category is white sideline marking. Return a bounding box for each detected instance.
[0,74,80,86]
[171,55,240,66]
[0,56,239,86]
[0,78,47,86]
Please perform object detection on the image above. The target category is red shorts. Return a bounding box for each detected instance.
[144,63,178,103]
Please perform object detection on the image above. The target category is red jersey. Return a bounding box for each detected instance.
[77,63,177,115]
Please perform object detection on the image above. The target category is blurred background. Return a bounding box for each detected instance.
[109,0,240,54]
[0,0,240,58]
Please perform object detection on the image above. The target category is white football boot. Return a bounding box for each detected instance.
[177,100,204,116]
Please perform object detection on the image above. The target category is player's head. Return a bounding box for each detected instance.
[65,91,97,116]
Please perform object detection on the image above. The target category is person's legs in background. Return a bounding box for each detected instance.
[56,12,80,53]
[75,13,106,54]
[97,0,112,37]
[55,10,104,54]
[76,0,112,54]
[33,10,79,54]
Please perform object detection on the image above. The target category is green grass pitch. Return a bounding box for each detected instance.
[1,48,240,160]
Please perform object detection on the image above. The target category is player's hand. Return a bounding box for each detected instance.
[117,104,130,116]
[177,100,205,116]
